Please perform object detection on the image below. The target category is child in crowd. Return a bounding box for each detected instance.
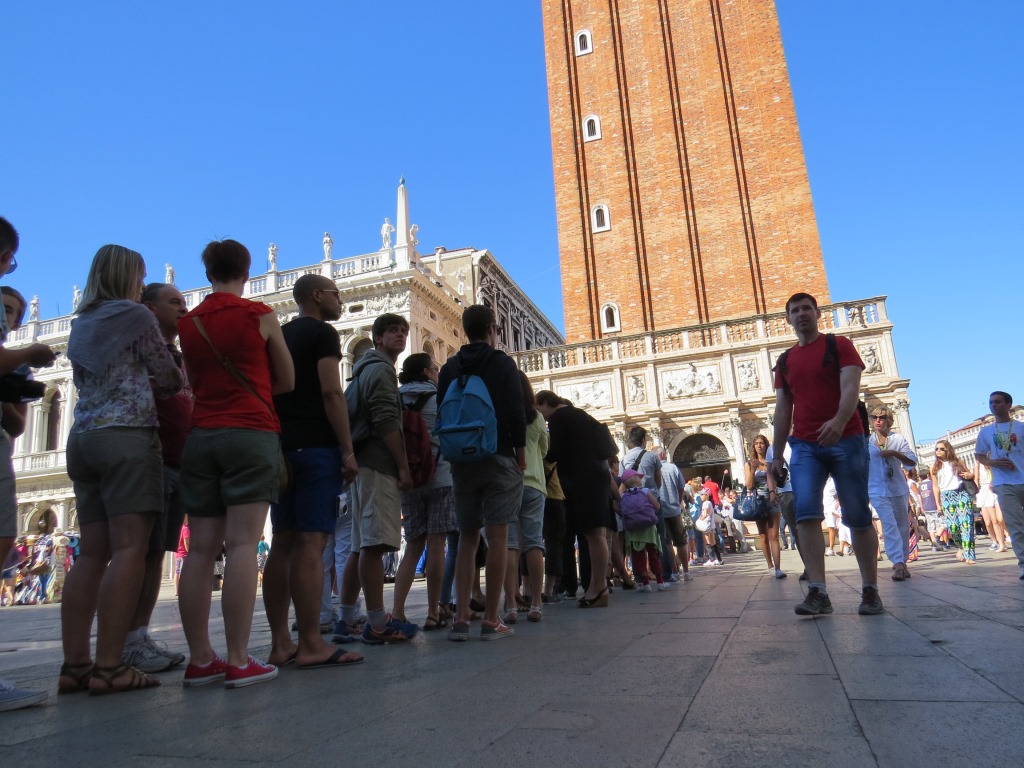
[619,469,667,592]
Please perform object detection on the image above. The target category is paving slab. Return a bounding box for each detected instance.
[852,701,1024,768]
[2,546,1023,767]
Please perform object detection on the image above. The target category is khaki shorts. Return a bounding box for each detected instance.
[180,428,280,517]
[67,428,164,526]
[350,467,402,551]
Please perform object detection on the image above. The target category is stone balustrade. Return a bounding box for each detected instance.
[512,297,888,373]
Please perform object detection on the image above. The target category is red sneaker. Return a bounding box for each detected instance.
[182,656,230,687]
[224,657,278,689]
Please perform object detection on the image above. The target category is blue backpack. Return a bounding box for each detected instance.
[620,487,658,532]
[435,357,497,463]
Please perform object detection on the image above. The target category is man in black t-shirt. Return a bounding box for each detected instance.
[263,274,362,668]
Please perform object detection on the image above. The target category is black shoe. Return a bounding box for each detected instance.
[798,571,809,581]
[858,586,884,615]
[794,587,833,616]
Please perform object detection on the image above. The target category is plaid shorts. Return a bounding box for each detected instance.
[401,485,457,540]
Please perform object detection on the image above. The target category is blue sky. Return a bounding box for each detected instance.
[1,1,1020,443]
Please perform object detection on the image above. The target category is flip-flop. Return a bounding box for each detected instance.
[297,648,364,670]
[268,651,297,667]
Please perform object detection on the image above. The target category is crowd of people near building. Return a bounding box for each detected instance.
[2,216,1022,712]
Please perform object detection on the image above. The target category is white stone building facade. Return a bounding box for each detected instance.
[5,184,562,537]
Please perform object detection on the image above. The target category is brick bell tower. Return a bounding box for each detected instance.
[542,0,830,342]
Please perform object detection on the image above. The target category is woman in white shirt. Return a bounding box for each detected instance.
[930,440,977,563]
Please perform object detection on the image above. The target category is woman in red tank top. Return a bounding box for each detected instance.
[176,239,294,689]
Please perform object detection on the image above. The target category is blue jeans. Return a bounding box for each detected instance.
[789,435,871,530]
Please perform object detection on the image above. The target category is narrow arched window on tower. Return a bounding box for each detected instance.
[592,205,610,232]
[583,115,602,142]
[600,302,621,333]
[574,30,592,56]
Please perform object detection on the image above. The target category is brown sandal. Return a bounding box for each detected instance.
[58,662,94,695]
[423,615,447,631]
[88,664,160,696]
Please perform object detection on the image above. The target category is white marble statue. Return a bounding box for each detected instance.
[409,224,419,248]
[738,360,759,391]
[562,381,612,409]
[665,363,721,399]
[268,243,278,271]
[165,263,175,284]
[455,267,467,297]
[72,285,82,310]
[628,375,646,404]
[323,232,333,261]
[381,218,395,250]
[29,295,40,322]
[861,345,882,374]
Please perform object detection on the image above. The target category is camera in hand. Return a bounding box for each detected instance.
[772,466,789,487]
[0,368,46,403]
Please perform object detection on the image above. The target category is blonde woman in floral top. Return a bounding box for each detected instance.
[59,245,181,696]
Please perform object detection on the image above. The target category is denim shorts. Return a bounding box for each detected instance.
[789,435,872,530]
[272,447,345,534]
[508,485,545,552]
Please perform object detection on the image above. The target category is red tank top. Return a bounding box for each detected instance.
[178,292,279,432]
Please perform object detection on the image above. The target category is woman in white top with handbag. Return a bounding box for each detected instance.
[930,440,977,563]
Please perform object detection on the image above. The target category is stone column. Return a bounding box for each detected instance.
[54,500,68,531]
[728,415,745,489]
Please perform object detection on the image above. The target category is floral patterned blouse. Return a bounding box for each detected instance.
[71,318,181,433]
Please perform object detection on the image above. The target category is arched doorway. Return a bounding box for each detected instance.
[28,507,58,535]
[672,433,732,488]
[351,338,372,366]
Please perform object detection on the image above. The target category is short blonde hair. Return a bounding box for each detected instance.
[78,244,145,312]
[870,405,892,421]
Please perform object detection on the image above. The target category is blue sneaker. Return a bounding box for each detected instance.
[331,621,361,644]
[361,615,418,645]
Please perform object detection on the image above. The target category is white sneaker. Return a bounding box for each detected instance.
[657,582,670,591]
[843,546,853,556]
[638,583,653,593]
[669,573,680,583]
[682,572,693,582]
[774,569,787,579]
[144,635,185,667]
[825,547,835,556]
[123,638,174,674]
[0,679,47,712]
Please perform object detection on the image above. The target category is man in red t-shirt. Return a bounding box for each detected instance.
[701,476,721,508]
[771,293,881,618]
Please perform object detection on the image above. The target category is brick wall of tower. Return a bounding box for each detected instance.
[542,0,830,343]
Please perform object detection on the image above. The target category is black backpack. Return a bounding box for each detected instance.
[774,333,870,437]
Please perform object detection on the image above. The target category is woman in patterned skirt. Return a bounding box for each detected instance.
[930,440,977,563]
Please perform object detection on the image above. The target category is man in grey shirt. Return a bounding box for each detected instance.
[657,448,692,581]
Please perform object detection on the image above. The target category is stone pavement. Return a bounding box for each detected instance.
[2,545,1023,767]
